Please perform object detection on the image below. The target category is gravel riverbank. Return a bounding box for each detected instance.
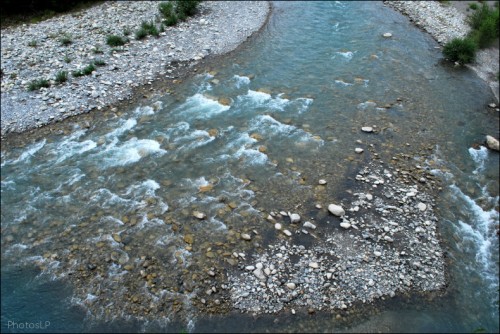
[0,1,270,138]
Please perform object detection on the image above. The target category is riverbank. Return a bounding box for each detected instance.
[0,1,270,139]
[384,0,500,104]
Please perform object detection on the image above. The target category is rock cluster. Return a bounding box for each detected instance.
[226,161,445,314]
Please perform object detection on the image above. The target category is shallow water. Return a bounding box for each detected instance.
[1,2,499,333]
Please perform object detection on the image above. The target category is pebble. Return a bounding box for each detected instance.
[340,222,351,229]
[361,126,374,133]
[383,32,393,38]
[193,211,206,219]
[309,262,319,269]
[289,213,301,224]
[286,282,296,289]
[417,202,427,211]
[283,229,292,237]
[355,148,364,154]
[274,223,282,230]
[241,233,252,241]
[328,204,345,217]
[318,179,327,185]
[303,221,317,229]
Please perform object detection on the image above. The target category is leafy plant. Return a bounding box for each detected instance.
[176,0,200,17]
[28,40,38,47]
[54,70,68,84]
[72,63,96,77]
[28,78,50,91]
[469,3,479,10]
[123,28,131,36]
[135,27,148,40]
[64,55,72,63]
[59,34,72,46]
[93,59,106,66]
[106,35,127,47]
[443,37,477,64]
[141,20,159,37]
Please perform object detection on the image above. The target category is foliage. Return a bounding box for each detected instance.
[141,20,159,37]
[59,34,73,46]
[106,35,127,47]
[27,78,50,91]
[443,2,499,64]
[28,40,37,47]
[93,59,106,66]
[64,55,72,63]
[443,37,477,64]
[54,70,68,84]
[92,44,104,54]
[158,1,200,26]
[72,63,95,77]
[135,27,148,40]
[469,3,479,10]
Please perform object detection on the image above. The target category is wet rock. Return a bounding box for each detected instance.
[283,229,292,237]
[485,135,499,151]
[303,221,317,229]
[361,126,373,133]
[355,148,364,154]
[274,223,282,230]
[241,233,252,241]
[184,234,194,245]
[112,234,122,243]
[383,32,393,38]
[328,204,345,217]
[193,211,206,219]
[318,179,327,185]
[289,213,301,223]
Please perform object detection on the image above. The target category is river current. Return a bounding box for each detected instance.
[1,2,498,333]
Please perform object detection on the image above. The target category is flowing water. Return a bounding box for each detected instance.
[1,2,499,333]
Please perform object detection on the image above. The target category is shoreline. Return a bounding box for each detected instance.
[384,0,500,104]
[0,1,271,140]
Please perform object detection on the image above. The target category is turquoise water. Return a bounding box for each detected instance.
[1,2,498,332]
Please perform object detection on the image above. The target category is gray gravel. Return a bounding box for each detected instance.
[0,1,270,137]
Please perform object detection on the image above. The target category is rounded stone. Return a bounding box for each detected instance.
[328,204,345,217]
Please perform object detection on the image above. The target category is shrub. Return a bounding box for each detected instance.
[54,70,68,84]
[64,55,72,63]
[123,28,131,36]
[471,13,499,47]
[469,3,479,10]
[93,59,106,66]
[141,20,159,37]
[468,3,496,30]
[28,78,50,91]
[59,34,73,46]
[28,40,37,47]
[135,27,148,40]
[106,35,127,47]
[176,0,200,17]
[159,2,174,18]
[72,64,96,77]
[443,37,477,64]
[93,44,104,54]
[165,14,178,26]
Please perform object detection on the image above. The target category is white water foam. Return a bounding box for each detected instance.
[334,79,354,86]
[468,146,489,175]
[233,75,251,88]
[238,90,290,111]
[7,139,46,165]
[55,139,97,164]
[333,50,356,60]
[106,118,137,138]
[97,138,166,168]
[175,93,230,119]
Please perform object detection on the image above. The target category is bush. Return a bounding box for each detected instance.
[106,35,127,47]
[468,3,497,30]
[59,34,72,46]
[54,70,68,84]
[28,40,37,47]
[72,63,96,77]
[141,20,159,37]
[164,14,178,26]
[28,78,50,91]
[93,59,106,66]
[135,27,148,40]
[159,2,174,18]
[469,3,479,10]
[176,0,200,17]
[443,37,477,64]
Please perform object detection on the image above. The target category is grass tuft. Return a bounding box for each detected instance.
[106,35,127,47]
[28,78,50,91]
[54,70,68,84]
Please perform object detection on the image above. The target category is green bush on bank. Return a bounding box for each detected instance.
[443,2,499,64]
[158,1,201,27]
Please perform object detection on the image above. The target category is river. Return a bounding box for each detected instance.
[1,2,498,333]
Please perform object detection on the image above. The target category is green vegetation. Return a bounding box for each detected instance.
[141,20,159,37]
[443,36,477,64]
[27,78,50,91]
[93,59,106,66]
[106,34,127,47]
[54,70,68,84]
[123,27,131,36]
[28,40,37,47]
[64,55,72,63]
[135,27,148,40]
[443,2,499,64]
[92,44,104,54]
[59,34,73,46]
[469,3,479,10]
[72,63,96,77]
[158,1,200,27]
